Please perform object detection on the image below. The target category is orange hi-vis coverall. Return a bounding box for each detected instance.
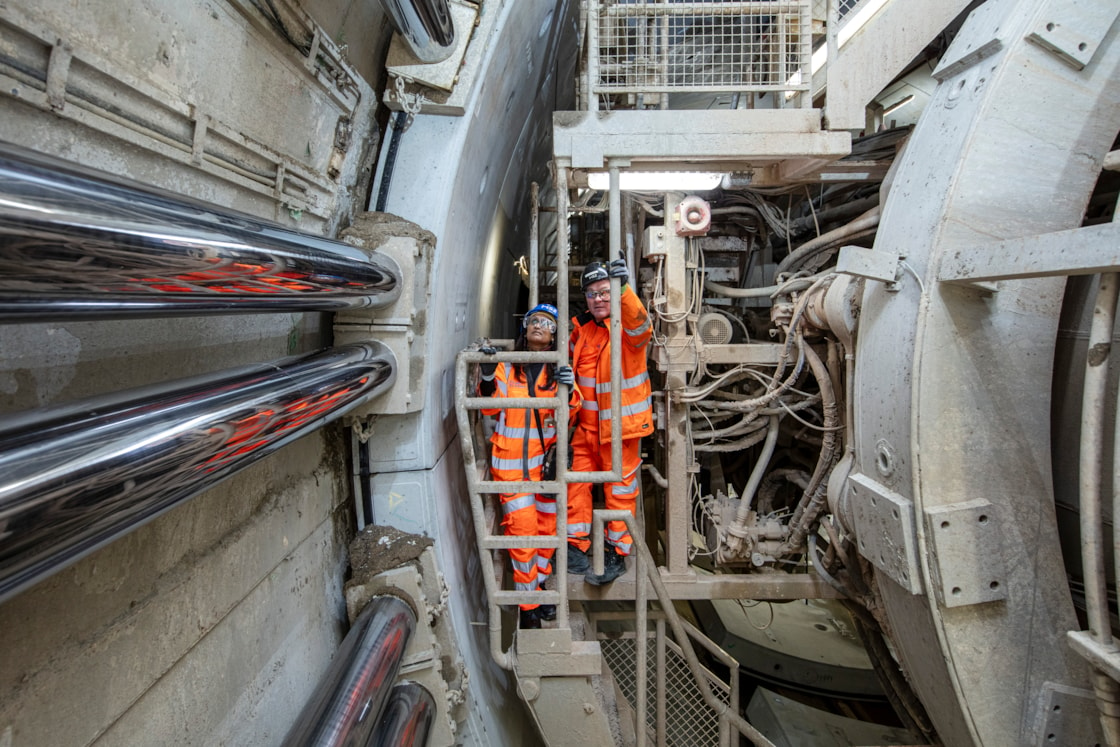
[568,284,653,556]
[481,362,579,610]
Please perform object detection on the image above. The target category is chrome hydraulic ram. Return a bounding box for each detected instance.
[0,142,401,321]
[282,596,417,747]
[368,681,437,747]
[0,342,395,602]
[377,0,456,64]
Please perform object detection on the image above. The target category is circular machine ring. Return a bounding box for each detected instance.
[851,2,1120,745]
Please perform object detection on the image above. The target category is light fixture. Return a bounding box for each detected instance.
[586,171,724,192]
[809,0,891,75]
[881,94,914,116]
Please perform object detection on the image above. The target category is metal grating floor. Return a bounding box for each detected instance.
[601,635,731,746]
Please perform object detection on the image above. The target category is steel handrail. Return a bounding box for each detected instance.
[455,348,572,668]
[591,509,777,747]
[1068,268,1120,742]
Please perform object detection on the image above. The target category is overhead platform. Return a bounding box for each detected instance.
[553,109,852,183]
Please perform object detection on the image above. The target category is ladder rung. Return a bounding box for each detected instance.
[480,535,564,550]
[493,590,561,606]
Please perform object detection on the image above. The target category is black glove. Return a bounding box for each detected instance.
[479,344,498,379]
[555,365,574,386]
[607,258,629,286]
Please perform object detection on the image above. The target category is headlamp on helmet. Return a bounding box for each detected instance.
[581,261,609,290]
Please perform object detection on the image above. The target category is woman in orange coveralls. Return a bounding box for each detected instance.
[479,303,578,629]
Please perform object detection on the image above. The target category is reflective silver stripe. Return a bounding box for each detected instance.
[607,527,630,542]
[595,371,649,394]
[612,539,633,555]
[611,474,639,495]
[535,556,552,570]
[577,376,597,388]
[511,558,535,574]
[582,399,600,411]
[496,422,530,440]
[537,500,558,515]
[491,455,521,471]
[598,396,652,421]
[492,454,545,471]
[496,379,508,396]
[568,522,591,535]
[625,316,651,336]
[503,494,538,513]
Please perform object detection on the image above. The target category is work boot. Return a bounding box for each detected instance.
[567,544,590,574]
[519,607,542,629]
[538,605,557,621]
[585,546,626,586]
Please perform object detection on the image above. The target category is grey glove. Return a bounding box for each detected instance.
[479,344,498,379]
[607,258,629,286]
[555,365,574,386]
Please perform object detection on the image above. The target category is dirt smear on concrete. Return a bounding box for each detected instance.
[347,523,433,585]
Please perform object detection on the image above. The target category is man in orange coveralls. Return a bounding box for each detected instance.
[566,259,653,585]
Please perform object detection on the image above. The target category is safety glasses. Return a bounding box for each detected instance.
[526,315,557,333]
[584,289,610,301]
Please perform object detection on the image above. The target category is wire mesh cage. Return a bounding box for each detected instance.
[601,634,733,746]
[838,0,867,19]
[590,0,812,98]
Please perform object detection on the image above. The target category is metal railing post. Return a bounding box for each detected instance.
[591,509,778,747]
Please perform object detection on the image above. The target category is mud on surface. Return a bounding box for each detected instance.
[347,523,433,585]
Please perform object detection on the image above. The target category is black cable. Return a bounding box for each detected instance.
[848,609,939,744]
[251,0,311,54]
[375,111,407,213]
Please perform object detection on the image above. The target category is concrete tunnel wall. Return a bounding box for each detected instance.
[0,0,397,743]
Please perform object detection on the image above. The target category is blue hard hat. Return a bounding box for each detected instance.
[522,303,559,328]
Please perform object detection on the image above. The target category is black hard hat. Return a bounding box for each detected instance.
[581,261,609,290]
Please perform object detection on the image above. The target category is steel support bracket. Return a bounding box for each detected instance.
[1026,0,1120,71]
[836,245,901,290]
[1068,630,1120,682]
[1032,679,1105,745]
[924,499,1007,607]
[849,473,923,594]
[515,639,603,678]
[518,673,617,744]
[335,222,434,416]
